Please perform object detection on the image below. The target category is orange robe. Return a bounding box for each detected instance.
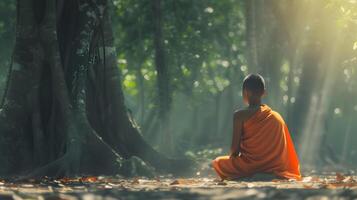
[212,105,301,180]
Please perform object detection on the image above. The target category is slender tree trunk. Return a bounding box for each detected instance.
[214,94,221,137]
[289,47,321,136]
[136,64,145,125]
[152,0,172,153]
[245,0,259,73]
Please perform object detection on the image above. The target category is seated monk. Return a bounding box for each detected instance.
[212,74,301,180]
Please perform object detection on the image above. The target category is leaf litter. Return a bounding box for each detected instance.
[0,173,356,199]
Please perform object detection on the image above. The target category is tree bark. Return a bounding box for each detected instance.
[0,0,189,178]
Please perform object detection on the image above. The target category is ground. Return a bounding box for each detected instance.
[0,173,356,200]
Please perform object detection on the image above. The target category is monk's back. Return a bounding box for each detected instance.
[240,107,286,162]
[212,74,301,180]
[242,108,285,142]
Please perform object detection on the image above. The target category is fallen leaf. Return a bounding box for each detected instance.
[320,182,357,189]
[80,176,98,183]
[321,183,337,189]
[132,178,140,184]
[303,184,314,189]
[170,180,180,185]
[21,184,34,188]
[247,183,255,188]
[302,176,313,182]
[58,183,65,187]
[169,179,199,185]
[216,181,227,186]
[311,176,320,182]
[213,178,224,182]
[343,176,356,183]
[336,173,345,182]
[59,177,78,184]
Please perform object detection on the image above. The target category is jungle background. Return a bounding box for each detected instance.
[0,0,357,196]
[1,0,357,171]
[1,0,357,199]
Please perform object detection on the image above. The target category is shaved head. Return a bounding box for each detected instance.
[242,74,265,96]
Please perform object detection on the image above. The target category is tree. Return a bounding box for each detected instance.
[245,0,259,73]
[152,0,172,152]
[0,0,188,177]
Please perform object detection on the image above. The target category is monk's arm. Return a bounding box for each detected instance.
[230,111,243,157]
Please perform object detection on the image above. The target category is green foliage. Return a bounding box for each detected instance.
[185,148,223,160]
[1,0,357,166]
[109,0,357,165]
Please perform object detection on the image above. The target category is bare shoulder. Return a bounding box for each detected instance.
[234,108,255,121]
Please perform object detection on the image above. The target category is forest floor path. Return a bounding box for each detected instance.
[0,174,357,199]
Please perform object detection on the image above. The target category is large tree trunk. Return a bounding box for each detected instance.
[0,0,188,178]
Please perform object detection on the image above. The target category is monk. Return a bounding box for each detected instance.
[212,74,301,180]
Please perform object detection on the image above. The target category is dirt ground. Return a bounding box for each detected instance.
[0,174,357,200]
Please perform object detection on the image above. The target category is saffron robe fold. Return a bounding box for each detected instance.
[212,105,301,180]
